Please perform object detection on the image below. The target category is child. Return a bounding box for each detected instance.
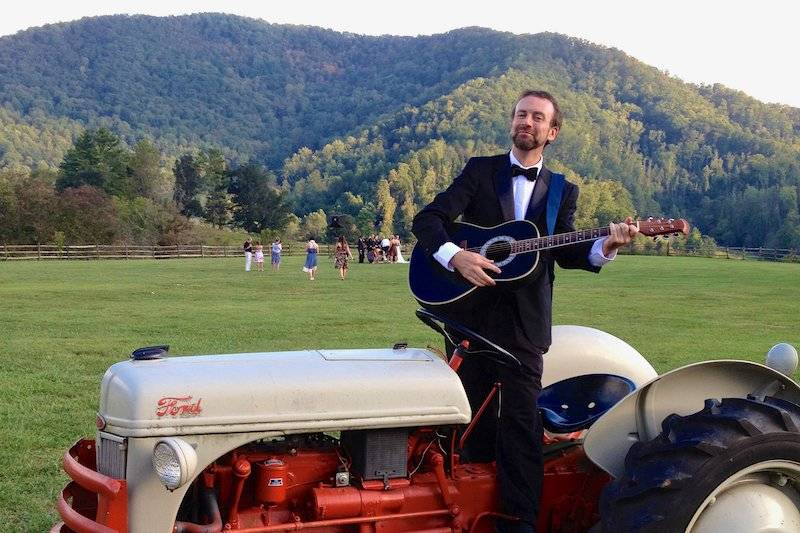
[271,238,282,271]
[254,242,265,272]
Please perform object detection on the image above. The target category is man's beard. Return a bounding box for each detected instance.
[511,129,543,151]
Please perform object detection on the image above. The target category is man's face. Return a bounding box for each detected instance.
[510,96,559,151]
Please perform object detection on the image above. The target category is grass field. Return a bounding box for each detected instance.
[1,254,799,531]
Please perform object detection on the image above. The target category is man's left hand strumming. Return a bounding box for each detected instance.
[602,217,639,257]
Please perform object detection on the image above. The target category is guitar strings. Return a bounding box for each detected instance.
[466,228,611,255]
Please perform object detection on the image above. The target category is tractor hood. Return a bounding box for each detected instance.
[98,348,471,437]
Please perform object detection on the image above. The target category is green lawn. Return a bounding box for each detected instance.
[1,255,798,531]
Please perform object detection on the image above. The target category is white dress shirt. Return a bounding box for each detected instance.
[433,153,615,270]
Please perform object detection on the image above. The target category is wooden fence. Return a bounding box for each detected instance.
[0,243,412,261]
[0,243,798,263]
[621,245,800,263]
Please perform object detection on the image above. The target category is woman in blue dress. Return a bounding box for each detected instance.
[302,239,319,280]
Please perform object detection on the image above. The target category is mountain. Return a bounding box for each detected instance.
[0,13,798,248]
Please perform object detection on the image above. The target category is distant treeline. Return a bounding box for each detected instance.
[0,14,798,247]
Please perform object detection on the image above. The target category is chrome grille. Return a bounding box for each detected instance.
[97,432,127,479]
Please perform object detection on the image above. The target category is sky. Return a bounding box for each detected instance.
[2,0,798,108]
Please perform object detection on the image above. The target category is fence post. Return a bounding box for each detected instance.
[152,246,156,259]
[125,244,129,259]
[38,244,41,260]
[176,244,180,259]
[1,244,5,261]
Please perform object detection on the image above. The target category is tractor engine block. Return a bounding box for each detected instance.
[173,429,606,532]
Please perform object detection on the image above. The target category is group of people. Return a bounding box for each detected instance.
[356,234,405,264]
[244,234,404,281]
[243,238,282,272]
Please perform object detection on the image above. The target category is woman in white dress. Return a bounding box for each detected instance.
[394,235,407,263]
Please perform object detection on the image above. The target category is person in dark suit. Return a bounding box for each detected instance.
[412,90,637,532]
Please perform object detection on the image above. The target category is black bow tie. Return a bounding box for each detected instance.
[510,164,538,181]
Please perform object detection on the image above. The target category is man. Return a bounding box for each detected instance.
[412,90,637,532]
[357,237,366,264]
[380,235,391,257]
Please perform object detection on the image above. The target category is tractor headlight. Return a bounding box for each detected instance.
[152,438,197,490]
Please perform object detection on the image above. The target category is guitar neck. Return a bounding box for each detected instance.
[509,227,611,254]
[461,218,688,255]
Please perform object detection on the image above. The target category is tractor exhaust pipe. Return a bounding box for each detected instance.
[173,485,222,533]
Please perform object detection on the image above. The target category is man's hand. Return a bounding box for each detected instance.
[602,216,639,256]
[450,250,501,287]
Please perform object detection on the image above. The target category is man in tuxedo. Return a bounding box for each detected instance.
[412,90,637,532]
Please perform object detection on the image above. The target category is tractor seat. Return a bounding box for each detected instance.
[538,374,635,433]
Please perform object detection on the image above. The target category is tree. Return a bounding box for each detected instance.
[355,202,378,236]
[228,163,292,233]
[114,196,176,245]
[172,154,203,217]
[282,214,302,241]
[0,177,17,243]
[129,138,163,200]
[574,178,636,229]
[57,186,119,244]
[56,128,131,197]
[204,189,234,229]
[197,148,233,227]
[197,148,228,191]
[3,177,59,243]
[301,209,328,240]
[325,214,359,242]
[375,179,396,236]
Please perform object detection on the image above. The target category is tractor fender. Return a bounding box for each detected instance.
[542,325,657,389]
[584,359,800,479]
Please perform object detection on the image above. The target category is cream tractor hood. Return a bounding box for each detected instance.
[98,348,471,438]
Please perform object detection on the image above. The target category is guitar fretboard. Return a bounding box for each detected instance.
[468,227,611,255]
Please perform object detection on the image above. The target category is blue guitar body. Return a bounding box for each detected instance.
[408,219,541,307]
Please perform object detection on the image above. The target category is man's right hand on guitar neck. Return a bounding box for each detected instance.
[450,250,501,287]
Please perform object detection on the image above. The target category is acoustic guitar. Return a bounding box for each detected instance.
[409,217,689,306]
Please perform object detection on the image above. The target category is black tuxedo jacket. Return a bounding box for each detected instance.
[412,153,600,353]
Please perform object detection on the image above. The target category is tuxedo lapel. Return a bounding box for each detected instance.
[493,155,515,222]
[526,167,551,225]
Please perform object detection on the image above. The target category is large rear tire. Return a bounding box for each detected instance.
[600,396,800,532]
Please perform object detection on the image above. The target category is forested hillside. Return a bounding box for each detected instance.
[0,14,798,248]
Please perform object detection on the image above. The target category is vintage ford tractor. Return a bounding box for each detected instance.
[53,309,800,532]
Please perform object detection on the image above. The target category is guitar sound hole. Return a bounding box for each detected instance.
[484,241,512,262]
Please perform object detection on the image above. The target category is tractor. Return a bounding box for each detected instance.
[53,308,800,532]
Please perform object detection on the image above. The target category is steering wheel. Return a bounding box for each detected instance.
[415,308,521,368]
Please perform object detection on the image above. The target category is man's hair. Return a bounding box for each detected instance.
[511,90,563,129]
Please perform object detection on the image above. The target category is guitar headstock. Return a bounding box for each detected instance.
[637,217,690,237]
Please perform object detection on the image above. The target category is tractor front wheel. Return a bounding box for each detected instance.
[600,396,800,532]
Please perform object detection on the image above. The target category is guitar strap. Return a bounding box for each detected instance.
[546,173,565,235]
